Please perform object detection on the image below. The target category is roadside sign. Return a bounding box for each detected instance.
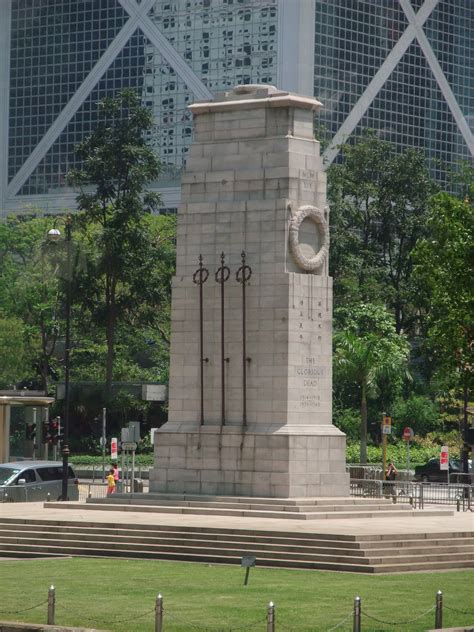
[121,441,137,451]
[440,446,449,470]
[241,556,256,568]
[241,555,256,586]
[111,437,118,460]
[382,415,392,476]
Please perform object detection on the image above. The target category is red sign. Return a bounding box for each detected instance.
[402,427,414,441]
[111,437,118,460]
[440,446,449,470]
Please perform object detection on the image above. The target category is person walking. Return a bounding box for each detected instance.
[106,468,116,495]
[112,462,120,492]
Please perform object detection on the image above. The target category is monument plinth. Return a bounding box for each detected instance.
[151,85,349,497]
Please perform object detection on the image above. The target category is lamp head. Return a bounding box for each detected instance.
[47,228,61,242]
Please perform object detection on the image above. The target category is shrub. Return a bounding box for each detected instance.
[346,441,459,467]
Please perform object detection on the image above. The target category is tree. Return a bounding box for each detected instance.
[0,316,29,387]
[328,132,436,334]
[68,89,164,398]
[412,190,474,463]
[0,216,61,391]
[334,303,411,463]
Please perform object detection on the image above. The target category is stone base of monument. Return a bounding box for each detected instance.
[150,423,346,498]
[83,493,451,521]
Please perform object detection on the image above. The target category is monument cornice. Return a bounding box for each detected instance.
[189,85,323,114]
[189,93,323,115]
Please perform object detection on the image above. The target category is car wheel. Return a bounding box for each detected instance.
[422,475,429,483]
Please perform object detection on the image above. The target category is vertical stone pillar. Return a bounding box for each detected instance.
[151,85,349,497]
[0,404,10,462]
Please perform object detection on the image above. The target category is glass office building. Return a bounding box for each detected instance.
[1,0,472,214]
[314,0,474,179]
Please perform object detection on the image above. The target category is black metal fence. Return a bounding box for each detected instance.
[350,478,472,510]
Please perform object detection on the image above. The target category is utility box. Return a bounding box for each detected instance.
[133,478,143,493]
[128,421,140,443]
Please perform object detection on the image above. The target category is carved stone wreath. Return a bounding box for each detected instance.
[288,205,329,272]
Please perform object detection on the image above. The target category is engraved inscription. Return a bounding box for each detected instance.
[300,394,321,408]
[295,357,326,393]
[295,357,325,407]
[295,366,326,377]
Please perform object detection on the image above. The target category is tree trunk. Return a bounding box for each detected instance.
[105,308,116,400]
[394,300,403,334]
[360,382,368,464]
[40,360,49,393]
[461,377,470,474]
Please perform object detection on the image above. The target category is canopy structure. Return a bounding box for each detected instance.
[0,391,55,462]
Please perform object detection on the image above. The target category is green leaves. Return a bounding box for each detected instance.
[68,88,172,396]
[334,303,411,462]
[412,192,474,389]
[328,131,436,333]
[0,316,29,387]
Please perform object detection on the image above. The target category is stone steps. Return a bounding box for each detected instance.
[48,495,451,521]
[4,516,471,544]
[88,495,413,513]
[99,493,397,506]
[0,518,473,573]
[1,533,473,566]
[2,521,473,553]
[59,502,438,521]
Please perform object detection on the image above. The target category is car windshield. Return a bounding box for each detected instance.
[0,467,21,485]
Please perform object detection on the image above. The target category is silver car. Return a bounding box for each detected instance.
[0,460,79,502]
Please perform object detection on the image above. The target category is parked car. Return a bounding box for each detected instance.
[414,458,460,483]
[0,460,79,502]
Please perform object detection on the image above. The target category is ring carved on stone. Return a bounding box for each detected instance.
[289,205,329,272]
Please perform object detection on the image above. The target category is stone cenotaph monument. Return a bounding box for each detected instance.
[151,85,349,497]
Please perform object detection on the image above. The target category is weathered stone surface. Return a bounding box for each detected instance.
[152,85,349,497]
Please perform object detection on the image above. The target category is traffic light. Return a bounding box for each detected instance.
[49,417,60,445]
[25,423,36,440]
[42,420,51,444]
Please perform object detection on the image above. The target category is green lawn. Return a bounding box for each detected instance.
[0,558,473,631]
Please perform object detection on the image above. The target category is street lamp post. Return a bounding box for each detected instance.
[48,215,72,501]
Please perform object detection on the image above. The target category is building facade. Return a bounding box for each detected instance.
[1,0,472,215]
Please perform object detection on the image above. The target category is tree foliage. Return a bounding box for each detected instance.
[0,216,61,391]
[412,190,474,425]
[328,131,436,334]
[334,303,411,463]
[68,89,167,397]
[0,316,29,387]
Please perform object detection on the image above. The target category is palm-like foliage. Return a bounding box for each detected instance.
[334,304,410,463]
